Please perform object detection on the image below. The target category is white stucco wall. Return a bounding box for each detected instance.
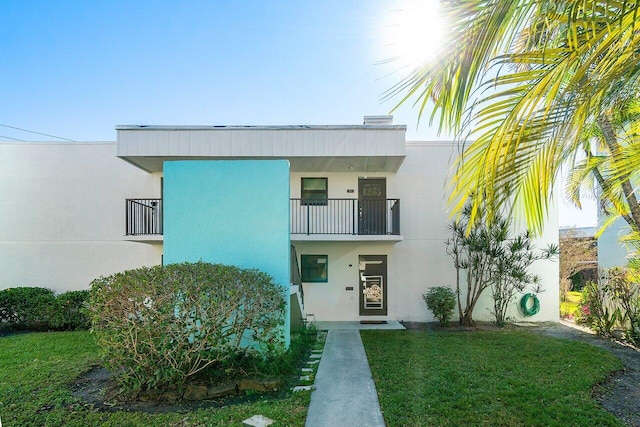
[290,172,395,198]
[293,141,560,323]
[0,137,559,323]
[0,142,162,293]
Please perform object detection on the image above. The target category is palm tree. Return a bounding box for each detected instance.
[388,1,640,238]
[567,98,640,248]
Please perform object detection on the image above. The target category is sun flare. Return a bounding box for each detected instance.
[384,0,446,70]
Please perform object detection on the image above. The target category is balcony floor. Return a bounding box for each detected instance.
[291,234,402,242]
[123,235,163,244]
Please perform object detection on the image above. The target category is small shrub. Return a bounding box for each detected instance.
[576,281,618,337]
[605,267,640,343]
[88,262,287,398]
[576,269,640,345]
[422,286,456,326]
[0,287,56,330]
[50,290,90,330]
[207,323,316,385]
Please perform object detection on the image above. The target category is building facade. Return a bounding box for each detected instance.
[0,117,560,323]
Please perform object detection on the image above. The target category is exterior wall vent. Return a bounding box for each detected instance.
[363,115,393,125]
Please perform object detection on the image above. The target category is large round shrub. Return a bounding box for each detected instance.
[88,262,287,397]
[50,290,90,330]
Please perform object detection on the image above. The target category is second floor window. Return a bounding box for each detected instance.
[301,177,328,206]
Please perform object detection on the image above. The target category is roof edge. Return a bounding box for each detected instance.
[115,124,407,131]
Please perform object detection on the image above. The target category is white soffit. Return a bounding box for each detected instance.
[116,125,407,173]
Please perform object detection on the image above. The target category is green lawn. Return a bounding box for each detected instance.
[1,329,626,426]
[362,329,624,427]
[0,332,310,426]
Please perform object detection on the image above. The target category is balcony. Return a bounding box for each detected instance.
[124,198,401,242]
[125,199,163,242]
[290,198,401,241]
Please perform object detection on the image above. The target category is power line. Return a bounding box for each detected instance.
[0,134,25,141]
[0,123,75,142]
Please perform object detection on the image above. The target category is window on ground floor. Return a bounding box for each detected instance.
[301,254,328,282]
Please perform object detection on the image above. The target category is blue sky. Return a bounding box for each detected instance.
[0,0,595,227]
[1,0,430,140]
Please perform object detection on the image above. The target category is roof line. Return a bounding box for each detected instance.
[115,124,407,131]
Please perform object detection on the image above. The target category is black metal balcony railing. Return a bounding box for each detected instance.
[125,198,400,237]
[290,198,400,235]
[126,199,163,235]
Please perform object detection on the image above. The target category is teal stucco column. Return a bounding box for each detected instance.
[163,159,291,346]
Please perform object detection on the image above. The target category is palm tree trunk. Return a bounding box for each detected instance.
[596,115,640,233]
[589,156,635,226]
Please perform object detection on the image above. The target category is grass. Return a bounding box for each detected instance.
[0,331,310,426]
[362,329,624,427]
[1,328,625,426]
[561,291,583,318]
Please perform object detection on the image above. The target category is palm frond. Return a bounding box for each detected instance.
[389,0,640,235]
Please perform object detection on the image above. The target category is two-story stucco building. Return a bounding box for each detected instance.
[0,116,560,325]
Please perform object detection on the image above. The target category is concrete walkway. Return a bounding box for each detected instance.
[315,320,405,331]
[305,327,388,427]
